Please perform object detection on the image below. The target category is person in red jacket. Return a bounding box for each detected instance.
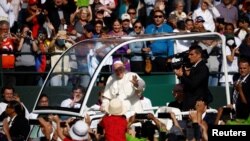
[99,98,128,141]
[0,20,18,86]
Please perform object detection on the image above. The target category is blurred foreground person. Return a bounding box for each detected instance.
[1,100,30,141]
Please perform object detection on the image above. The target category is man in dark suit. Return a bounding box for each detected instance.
[174,45,212,111]
[232,58,250,119]
[2,100,30,141]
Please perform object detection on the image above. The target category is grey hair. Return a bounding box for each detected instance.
[173,0,185,7]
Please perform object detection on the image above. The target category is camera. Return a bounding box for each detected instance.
[170,50,191,70]
[38,33,45,39]
[27,31,32,37]
[170,49,209,70]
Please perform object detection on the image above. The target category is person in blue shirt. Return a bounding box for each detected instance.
[145,9,174,72]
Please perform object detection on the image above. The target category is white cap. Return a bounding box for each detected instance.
[121,13,131,21]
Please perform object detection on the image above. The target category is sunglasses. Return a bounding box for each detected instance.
[128,12,136,15]
[154,15,163,19]
[134,26,142,29]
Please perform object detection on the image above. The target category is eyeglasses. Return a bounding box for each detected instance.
[134,26,142,29]
[154,15,163,19]
[128,12,136,15]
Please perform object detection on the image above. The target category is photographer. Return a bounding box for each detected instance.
[0,20,18,86]
[219,23,241,86]
[15,24,39,86]
[174,45,212,111]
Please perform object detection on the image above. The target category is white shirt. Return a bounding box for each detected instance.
[0,102,7,116]
[170,11,187,20]
[192,7,220,32]
[173,29,192,54]
[220,36,241,83]
[11,0,21,21]
[0,102,30,120]
[0,0,15,27]
[140,96,153,113]
[99,0,115,17]
[234,28,249,41]
[61,98,81,108]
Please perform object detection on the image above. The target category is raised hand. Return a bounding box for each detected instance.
[130,75,139,88]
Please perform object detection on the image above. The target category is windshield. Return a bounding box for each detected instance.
[32,37,131,116]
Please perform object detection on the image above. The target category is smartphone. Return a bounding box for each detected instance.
[157,113,171,119]
[97,124,103,135]
[29,119,40,125]
[221,107,235,120]
[222,107,234,115]
[135,113,148,119]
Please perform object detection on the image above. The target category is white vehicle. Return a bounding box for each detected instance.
[28,32,230,140]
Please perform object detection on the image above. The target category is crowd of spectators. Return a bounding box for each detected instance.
[0,0,250,87]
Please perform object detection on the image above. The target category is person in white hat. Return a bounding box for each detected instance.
[101,60,146,113]
[50,115,90,141]
[69,120,89,141]
[99,98,128,141]
[121,13,133,34]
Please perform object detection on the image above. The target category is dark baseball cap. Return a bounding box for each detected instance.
[195,16,205,23]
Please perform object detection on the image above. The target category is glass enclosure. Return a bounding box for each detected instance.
[32,32,228,117]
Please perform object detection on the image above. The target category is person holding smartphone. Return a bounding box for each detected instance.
[15,24,39,86]
[0,20,18,86]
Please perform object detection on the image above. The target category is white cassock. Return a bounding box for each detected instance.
[102,72,145,113]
